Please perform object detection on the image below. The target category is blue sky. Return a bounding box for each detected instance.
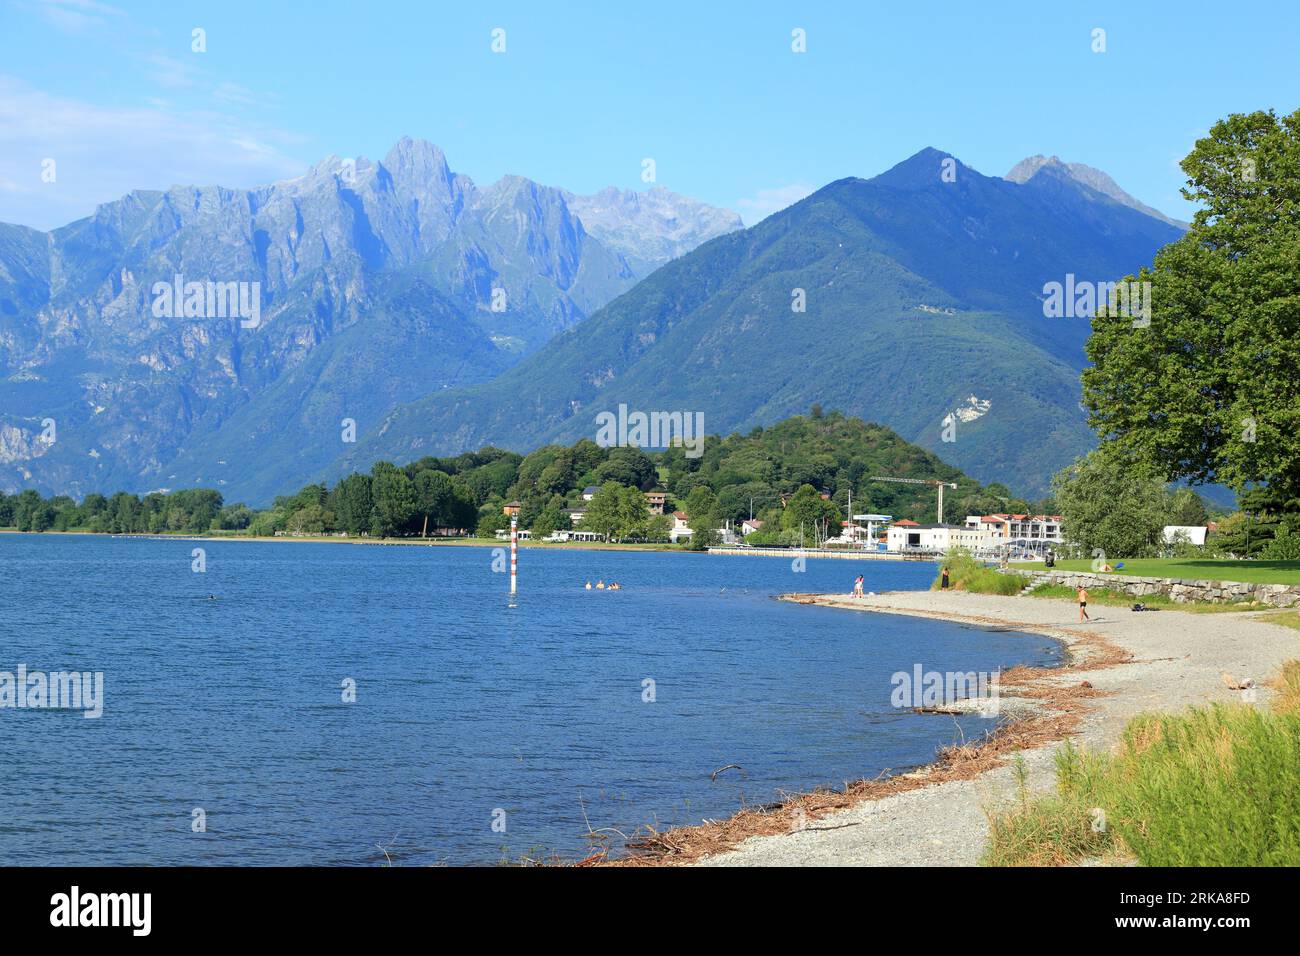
[1,0,1296,230]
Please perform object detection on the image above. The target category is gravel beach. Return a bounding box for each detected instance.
[695,590,1300,867]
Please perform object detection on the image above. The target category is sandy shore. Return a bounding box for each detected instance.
[691,590,1299,867]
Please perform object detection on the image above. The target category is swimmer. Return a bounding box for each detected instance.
[584,581,592,590]
[596,580,606,589]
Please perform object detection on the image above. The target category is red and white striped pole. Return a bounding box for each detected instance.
[509,513,518,596]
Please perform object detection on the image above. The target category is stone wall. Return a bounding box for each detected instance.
[1016,569,1300,608]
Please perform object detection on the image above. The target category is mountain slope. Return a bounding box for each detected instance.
[1005,154,1188,228]
[0,139,740,500]
[335,148,1185,497]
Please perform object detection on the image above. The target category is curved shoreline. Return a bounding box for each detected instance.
[596,589,1298,867]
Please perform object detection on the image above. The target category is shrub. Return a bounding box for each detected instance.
[933,548,1027,595]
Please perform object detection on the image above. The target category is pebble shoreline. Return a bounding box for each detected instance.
[693,590,1298,867]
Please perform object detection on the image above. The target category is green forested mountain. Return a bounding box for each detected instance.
[0,410,1044,539]
[337,148,1184,499]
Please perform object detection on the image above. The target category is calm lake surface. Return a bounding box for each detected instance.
[0,535,1062,865]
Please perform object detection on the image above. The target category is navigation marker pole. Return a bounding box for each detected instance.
[503,501,522,606]
[510,514,518,597]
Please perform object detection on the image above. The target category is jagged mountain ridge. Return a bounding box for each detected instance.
[0,138,741,498]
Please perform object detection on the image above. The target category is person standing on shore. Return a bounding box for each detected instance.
[1078,585,1090,622]
[940,566,950,590]
[853,574,864,597]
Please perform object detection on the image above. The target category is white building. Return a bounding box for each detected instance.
[963,514,1063,549]
[1162,525,1208,546]
[669,511,693,543]
[886,522,991,553]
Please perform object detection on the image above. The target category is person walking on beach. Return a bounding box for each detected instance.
[940,566,950,590]
[853,574,864,598]
[1077,585,1090,622]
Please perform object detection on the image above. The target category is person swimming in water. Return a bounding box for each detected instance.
[584,581,592,590]
[596,580,606,589]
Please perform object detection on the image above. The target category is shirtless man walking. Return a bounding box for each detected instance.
[1078,585,1090,622]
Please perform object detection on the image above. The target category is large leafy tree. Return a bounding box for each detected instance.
[331,473,373,536]
[582,481,626,540]
[1083,109,1300,514]
[413,469,454,535]
[1052,446,1170,558]
[780,484,841,542]
[370,462,416,537]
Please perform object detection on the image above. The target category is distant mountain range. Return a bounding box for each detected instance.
[331,147,1185,501]
[0,138,741,500]
[1,142,1186,504]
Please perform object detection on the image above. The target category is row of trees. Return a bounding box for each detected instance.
[0,488,227,534]
[4,410,1044,543]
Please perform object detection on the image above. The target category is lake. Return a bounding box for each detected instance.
[0,535,1062,865]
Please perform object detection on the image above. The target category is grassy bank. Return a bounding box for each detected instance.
[931,552,1027,595]
[1020,557,1300,586]
[984,661,1300,866]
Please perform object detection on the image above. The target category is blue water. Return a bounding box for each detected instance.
[0,535,1062,865]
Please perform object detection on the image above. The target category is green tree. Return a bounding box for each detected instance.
[370,462,416,537]
[217,503,254,530]
[616,486,650,539]
[331,473,374,536]
[530,506,570,538]
[1167,488,1209,527]
[1052,447,1170,558]
[780,484,841,543]
[1082,109,1300,514]
[413,469,454,535]
[582,481,626,541]
[594,447,657,490]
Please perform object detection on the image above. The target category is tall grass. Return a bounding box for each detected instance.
[932,549,1027,596]
[984,668,1300,866]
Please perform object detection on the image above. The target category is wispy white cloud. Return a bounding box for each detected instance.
[35,0,126,34]
[0,76,308,230]
[734,182,814,225]
[213,81,278,109]
[144,53,201,90]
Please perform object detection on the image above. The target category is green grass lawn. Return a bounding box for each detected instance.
[1020,557,1300,586]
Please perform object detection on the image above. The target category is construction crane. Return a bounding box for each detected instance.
[869,476,959,524]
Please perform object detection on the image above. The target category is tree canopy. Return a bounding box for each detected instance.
[1083,109,1300,514]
